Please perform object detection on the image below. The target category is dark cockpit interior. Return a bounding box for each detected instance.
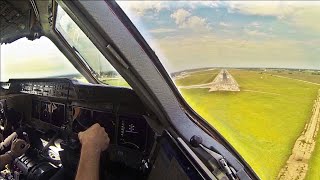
[0,79,208,180]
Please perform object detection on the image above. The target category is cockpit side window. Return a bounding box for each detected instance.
[55,5,130,88]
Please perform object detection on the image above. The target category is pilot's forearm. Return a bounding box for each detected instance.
[0,153,13,170]
[75,144,101,180]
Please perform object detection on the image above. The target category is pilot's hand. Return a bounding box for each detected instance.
[78,123,110,153]
[11,139,30,158]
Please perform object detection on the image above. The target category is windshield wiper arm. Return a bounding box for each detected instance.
[190,135,238,180]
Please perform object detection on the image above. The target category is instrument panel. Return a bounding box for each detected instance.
[6,78,156,169]
[118,115,150,151]
[73,107,153,152]
[31,100,154,153]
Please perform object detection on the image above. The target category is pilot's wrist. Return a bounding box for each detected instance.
[5,150,16,161]
[81,143,101,155]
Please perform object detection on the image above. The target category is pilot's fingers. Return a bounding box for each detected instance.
[78,131,83,140]
[78,131,82,138]
[11,139,29,157]
[11,135,19,144]
[25,144,30,150]
[6,132,18,143]
[106,136,110,144]
[101,137,110,151]
[13,139,27,147]
[103,129,108,136]
[103,131,109,141]
[12,139,21,145]
[92,123,102,130]
[22,143,30,151]
[104,135,109,144]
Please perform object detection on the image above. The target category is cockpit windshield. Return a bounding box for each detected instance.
[0,37,86,82]
[118,1,320,179]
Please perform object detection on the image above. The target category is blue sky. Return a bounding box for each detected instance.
[118,1,320,72]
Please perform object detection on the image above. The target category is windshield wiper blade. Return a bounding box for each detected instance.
[72,46,98,77]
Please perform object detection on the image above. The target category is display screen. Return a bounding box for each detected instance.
[117,115,148,151]
[0,100,6,132]
[72,108,116,143]
[32,100,65,127]
[40,101,51,123]
[72,107,93,128]
[148,131,203,180]
[51,103,65,127]
[32,100,40,119]
[93,111,116,144]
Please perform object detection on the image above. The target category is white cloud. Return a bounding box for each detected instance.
[219,22,232,27]
[290,6,320,32]
[170,9,191,25]
[118,0,320,34]
[187,1,219,9]
[181,16,210,30]
[226,1,296,18]
[244,29,272,38]
[248,22,261,28]
[225,1,320,33]
[117,1,168,16]
[118,1,220,13]
[118,2,214,32]
[170,9,211,31]
[149,28,176,34]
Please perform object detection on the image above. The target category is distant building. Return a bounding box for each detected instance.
[209,69,240,92]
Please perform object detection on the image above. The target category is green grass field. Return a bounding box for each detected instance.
[268,70,320,84]
[306,132,320,179]
[100,78,131,88]
[174,69,320,180]
[175,69,219,86]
